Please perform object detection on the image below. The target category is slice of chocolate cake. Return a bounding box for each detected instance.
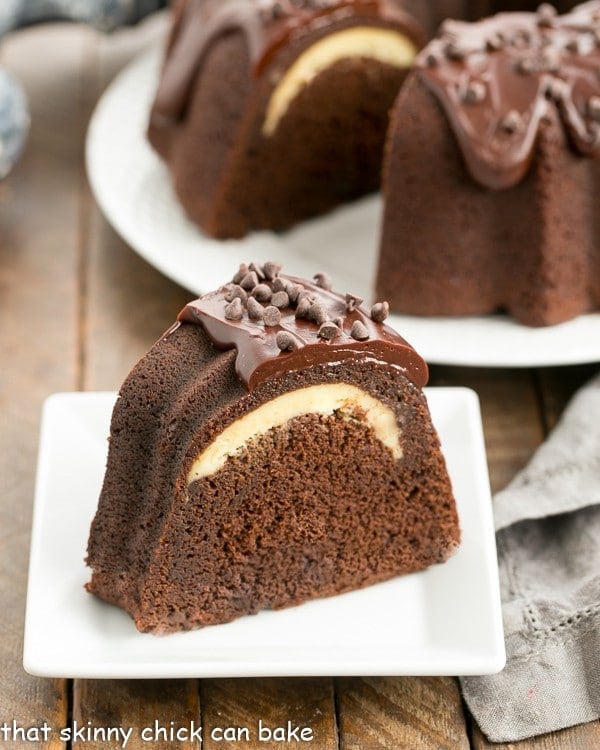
[86,263,460,634]
[147,0,429,238]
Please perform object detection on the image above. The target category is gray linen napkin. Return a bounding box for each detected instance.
[460,372,600,743]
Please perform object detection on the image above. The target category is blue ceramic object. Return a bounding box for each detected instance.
[0,0,167,177]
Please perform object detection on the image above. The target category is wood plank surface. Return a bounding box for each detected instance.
[73,680,200,749]
[201,678,338,749]
[0,12,598,750]
[336,677,470,750]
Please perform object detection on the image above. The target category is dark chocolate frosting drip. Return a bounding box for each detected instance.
[175,262,428,390]
[150,0,422,129]
[416,1,600,189]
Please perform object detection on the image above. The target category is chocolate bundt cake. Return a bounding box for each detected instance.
[377,1,600,326]
[148,0,443,239]
[86,263,460,634]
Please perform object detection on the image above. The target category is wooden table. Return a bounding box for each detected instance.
[1,15,598,750]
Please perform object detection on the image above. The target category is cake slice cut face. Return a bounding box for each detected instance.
[86,263,459,634]
[147,0,424,238]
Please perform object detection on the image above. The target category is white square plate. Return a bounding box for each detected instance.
[24,389,505,678]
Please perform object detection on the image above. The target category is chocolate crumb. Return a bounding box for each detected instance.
[271,290,290,308]
[371,301,390,323]
[276,331,299,351]
[351,321,370,341]
[240,271,259,291]
[425,53,438,67]
[313,272,332,291]
[263,306,282,327]
[318,322,341,340]
[252,283,273,302]
[246,296,264,321]
[263,261,282,281]
[224,298,244,321]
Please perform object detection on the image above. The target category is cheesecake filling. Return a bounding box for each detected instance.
[262,26,417,136]
[187,383,402,483]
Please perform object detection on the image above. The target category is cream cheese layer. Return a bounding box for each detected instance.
[262,26,417,135]
[187,383,401,483]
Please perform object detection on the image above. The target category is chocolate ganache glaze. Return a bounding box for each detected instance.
[417,1,600,189]
[175,262,428,390]
[150,0,423,129]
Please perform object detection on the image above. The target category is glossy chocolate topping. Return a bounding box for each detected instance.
[416,1,600,189]
[150,0,423,129]
[175,263,428,390]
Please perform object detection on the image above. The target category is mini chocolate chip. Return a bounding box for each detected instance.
[499,110,523,134]
[246,296,264,321]
[445,42,465,61]
[541,48,560,72]
[486,32,505,51]
[224,298,244,321]
[318,322,341,340]
[271,290,290,308]
[263,306,282,326]
[224,284,248,302]
[425,53,438,67]
[371,301,390,323]
[263,261,282,280]
[248,261,265,280]
[232,263,248,284]
[350,320,370,341]
[276,331,298,351]
[285,282,303,304]
[545,78,566,101]
[588,96,600,121]
[252,283,272,302]
[272,277,287,292]
[240,271,259,290]
[565,38,579,53]
[332,316,344,328]
[588,122,600,146]
[464,80,486,104]
[537,3,557,26]
[295,297,311,319]
[345,293,363,312]
[313,272,332,291]
[297,290,315,305]
[308,302,328,325]
[271,2,286,20]
[515,56,534,74]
